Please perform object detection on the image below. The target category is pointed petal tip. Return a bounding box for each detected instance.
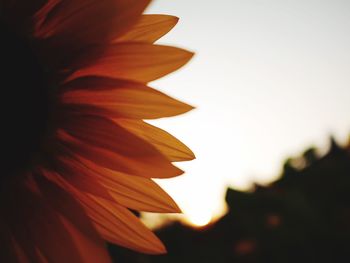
[173,103,195,117]
[173,166,184,177]
[178,147,196,161]
[69,43,195,83]
[168,15,179,26]
[148,243,167,255]
[187,145,196,160]
[160,100,194,118]
[188,150,196,160]
[170,47,195,67]
[160,166,183,179]
[186,103,196,112]
[184,50,195,62]
[154,162,184,179]
[158,247,167,255]
[134,234,167,255]
[159,14,179,25]
[172,203,182,214]
[162,197,182,214]
[176,49,195,73]
[175,143,196,162]
[190,103,197,110]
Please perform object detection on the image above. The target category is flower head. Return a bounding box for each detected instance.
[0,0,194,262]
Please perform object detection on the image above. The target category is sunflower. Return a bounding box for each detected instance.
[0,0,194,262]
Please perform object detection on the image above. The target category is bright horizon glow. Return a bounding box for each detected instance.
[145,0,350,226]
[185,210,212,227]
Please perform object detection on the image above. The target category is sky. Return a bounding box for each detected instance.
[144,0,350,227]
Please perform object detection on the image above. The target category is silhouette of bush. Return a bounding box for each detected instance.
[109,138,350,263]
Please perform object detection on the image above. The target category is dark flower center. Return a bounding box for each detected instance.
[1,21,51,180]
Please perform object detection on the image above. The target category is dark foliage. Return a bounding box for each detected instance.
[109,138,350,263]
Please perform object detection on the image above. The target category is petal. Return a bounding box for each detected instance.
[28,213,98,263]
[61,137,182,179]
[58,116,183,178]
[43,156,112,200]
[66,156,181,213]
[60,217,112,263]
[115,15,179,43]
[72,191,166,254]
[68,43,194,83]
[61,78,193,119]
[5,185,87,263]
[35,0,150,46]
[34,171,165,253]
[117,119,195,162]
[35,175,111,263]
[34,174,102,242]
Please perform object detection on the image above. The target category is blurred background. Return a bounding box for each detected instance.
[144,0,350,227]
[111,0,350,262]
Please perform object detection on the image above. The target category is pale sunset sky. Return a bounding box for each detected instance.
[145,0,350,226]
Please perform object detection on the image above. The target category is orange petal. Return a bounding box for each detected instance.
[34,175,111,263]
[34,172,166,254]
[58,134,182,179]
[115,15,179,43]
[65,156,181,213]
[35,0,150,46]
[72,191,166,254]
[42,157,112,200]
[60,217,112,263]
[5,186,87,263]
[35,174,104,241]
[117,119,195,162]
[68,43,194,82]
[58,116,183,178]
[61,79,193,119]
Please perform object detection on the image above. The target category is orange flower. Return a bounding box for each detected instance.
[0,0,194,262]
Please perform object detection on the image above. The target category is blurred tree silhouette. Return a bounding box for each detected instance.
[109,138,350,263]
